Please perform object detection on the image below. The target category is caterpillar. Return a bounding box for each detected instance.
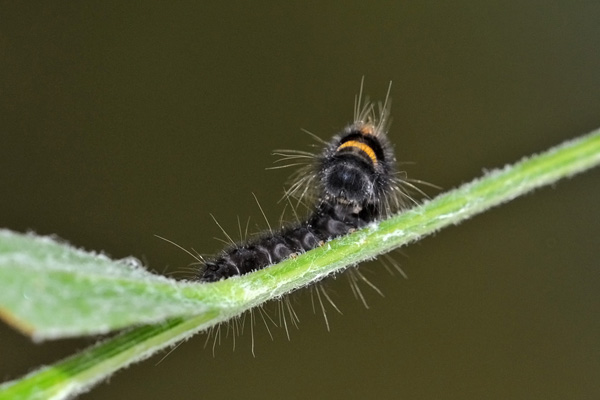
[198,85,408,282]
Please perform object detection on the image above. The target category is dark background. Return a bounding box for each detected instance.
[1,2,599,399]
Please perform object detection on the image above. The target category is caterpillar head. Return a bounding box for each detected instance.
[318,120,397,211]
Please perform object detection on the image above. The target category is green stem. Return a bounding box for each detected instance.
[1,127,599,400]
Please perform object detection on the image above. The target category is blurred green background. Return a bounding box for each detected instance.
[1,2,599,399]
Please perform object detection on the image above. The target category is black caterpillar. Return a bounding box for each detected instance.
[199,88,407,282]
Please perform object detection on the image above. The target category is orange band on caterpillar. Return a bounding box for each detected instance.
[337,140,378,165]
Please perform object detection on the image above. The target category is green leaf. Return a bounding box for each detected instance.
[0,230,212,339]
